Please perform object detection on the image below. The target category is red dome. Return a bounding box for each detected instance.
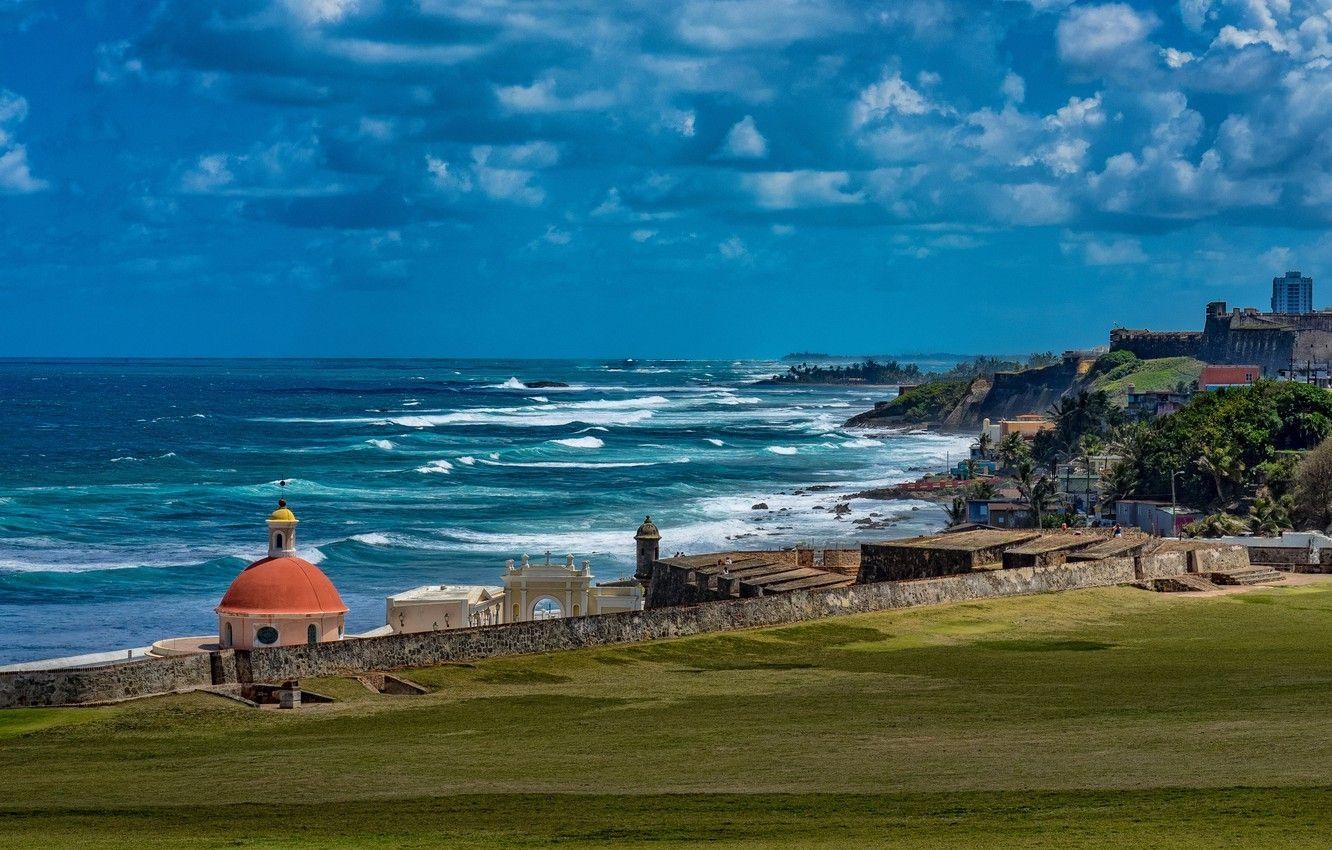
[216,556,348,616]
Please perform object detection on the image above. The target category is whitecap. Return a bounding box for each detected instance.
[495,377,526,389]
[476,458,688,470]
[109,456,139,463]
[351,532,394,546]
[550,436,605,449]
[415,460,454,474]
[704,438,725,447]
[527,396,549,404]
[457,456,476,466]
[365,439,395,451]
[767,446,798,455]
[576,426,611,433]
[840,438,884,449]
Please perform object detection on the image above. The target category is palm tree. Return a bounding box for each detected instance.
[1248,488,1293,536]
[1197,443,1246,506]
[944,496,968,527]
[969,480,997,500]
[976,429,993,460]
[998,432,1028,470]
[1183,512,1247,538]
[1029,476,1060,529]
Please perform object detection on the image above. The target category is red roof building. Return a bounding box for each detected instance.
[1200,365,1260,389]
[215,501,347,650]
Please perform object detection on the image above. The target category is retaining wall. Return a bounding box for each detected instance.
[244,560,1136,682]
[0,558,1148,708]
[0,652,216,709]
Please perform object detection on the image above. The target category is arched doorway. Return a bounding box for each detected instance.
[530,596,565,621]
[307,623,318,645]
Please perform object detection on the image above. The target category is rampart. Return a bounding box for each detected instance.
[1109,329,1205,360]
[2,559,1139,708]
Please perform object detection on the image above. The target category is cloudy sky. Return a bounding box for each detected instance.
[2,1,1331,356]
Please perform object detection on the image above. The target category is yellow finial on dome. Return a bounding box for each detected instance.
[268,498,297,523]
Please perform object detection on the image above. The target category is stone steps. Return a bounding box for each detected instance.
[1207,566,1286,585]
[1143,574,1218,593]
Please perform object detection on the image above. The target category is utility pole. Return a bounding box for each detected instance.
[1170,470,1183,538]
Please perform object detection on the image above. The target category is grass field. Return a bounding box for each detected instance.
[1,581,1329,848]
[1094,356,1206,397]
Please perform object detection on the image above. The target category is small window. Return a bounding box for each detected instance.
[274,533,284,550]
[256,625,279,645]
[307,624,317,645]
[224,622,233,647]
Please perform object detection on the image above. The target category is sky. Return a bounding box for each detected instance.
[2,1,1332,357]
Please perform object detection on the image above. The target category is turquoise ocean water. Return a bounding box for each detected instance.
[0,359,969,664]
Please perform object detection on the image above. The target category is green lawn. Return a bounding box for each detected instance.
[1094,356,1205,397]
[1,582,1329,848]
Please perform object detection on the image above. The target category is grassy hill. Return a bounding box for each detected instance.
[0,582,1329,848]
[1091,355,1205,398]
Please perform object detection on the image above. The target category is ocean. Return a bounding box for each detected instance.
[0,359,970,664]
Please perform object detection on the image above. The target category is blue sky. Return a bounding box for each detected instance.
[2,1,1331,357]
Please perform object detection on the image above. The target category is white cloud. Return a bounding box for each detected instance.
[540,225,572,245]
[0,89,47,194]
[741,171,864,209]
[1061,235,1149,265]
[718,234,748,259]
[1056,4,1159,75]
[630,228,656,242]
[718,115,768,159]
[1001,72,1026,104]
[995,183,1073,225]
[180,154,235,193]
[853,71,940,128]
[495,76,616,113]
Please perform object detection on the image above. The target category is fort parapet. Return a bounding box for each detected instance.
[1110,303,1332,376]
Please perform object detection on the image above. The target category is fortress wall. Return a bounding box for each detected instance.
[0,652,214,709]
[1,557,1164,707]
[821,549,862,575]
[242,559,1137,683]
[1188,545,1252,573]
[1109,330,1204,360]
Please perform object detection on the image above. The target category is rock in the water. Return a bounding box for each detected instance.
[833,503,851,515]
[523,380,569,389]
[751,502,769,510]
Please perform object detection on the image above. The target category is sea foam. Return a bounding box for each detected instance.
[550,436,604,449]
[416,460,454,474]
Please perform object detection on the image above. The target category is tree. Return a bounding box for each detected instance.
[968,480,997,500]
[976,429,993,460]
[1292,436,1332,530]
[1248,487,1293,536]
[944,497,968,527]
[998,432,1029,470]
[1182,512,1247,538]
[1197,442,1246,507]
[1028,476,1060,529]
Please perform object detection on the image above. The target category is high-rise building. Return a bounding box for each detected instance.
[1271,270,1313,314]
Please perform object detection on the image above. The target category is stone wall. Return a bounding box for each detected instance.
[821,549,861,576]
[1244,546,1314,565]
[0,652,215,709]
[1,553,1175,708]
[858,533,1038,582]
[1188,545,1251,573]
[1110,329,1205,360]
[243,559,1137,683]
[1137,551,1188,580]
